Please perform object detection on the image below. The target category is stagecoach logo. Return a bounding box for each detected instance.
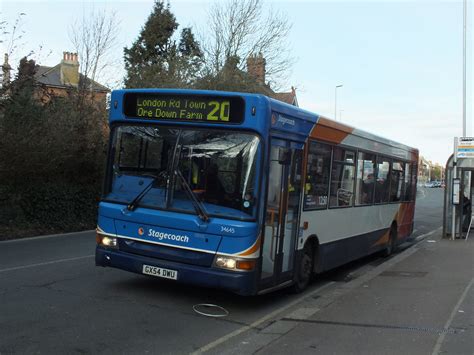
[138,227,144,236]
[276,115,295,126]
[146,228,190,243]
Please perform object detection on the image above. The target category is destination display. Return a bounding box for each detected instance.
[123,93,245,124]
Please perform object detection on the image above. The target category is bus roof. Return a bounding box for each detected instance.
[111,88,418,159]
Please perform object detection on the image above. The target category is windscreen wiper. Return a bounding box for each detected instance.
[127,175,162,211]
[127,178,155,212]
[174,169,209,222]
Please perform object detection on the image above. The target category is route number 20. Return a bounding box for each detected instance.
[207,101,230,122]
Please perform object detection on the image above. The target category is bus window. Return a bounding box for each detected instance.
[355,152,376,205]
[411,164,418,200]
[329,147,355,207]
[116,128,168,176]
[403,162,412,201]
[107,126,260,220]
[390,161,405,202]
[375,157,390,203]
[174,130,260,217]
[118,131,143,170]
[303,141,331,209]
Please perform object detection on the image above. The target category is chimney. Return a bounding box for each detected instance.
[2,53,12,87]
[247,53,266,85]
[60,51,80,86]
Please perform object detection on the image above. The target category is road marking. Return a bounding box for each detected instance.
[0,255,95,273]
[415,226,442,242]
[0,230,95,244]
[431,276,474,355]
[190,281,336,354]
[417,188,426,200]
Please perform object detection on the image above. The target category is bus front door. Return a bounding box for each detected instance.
[260,140,303,290]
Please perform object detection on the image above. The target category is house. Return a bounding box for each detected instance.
[34,52,109,103]
[1,52,109,103]
[246,53,298,107]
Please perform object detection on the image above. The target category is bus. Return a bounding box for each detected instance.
[96,89,418,295]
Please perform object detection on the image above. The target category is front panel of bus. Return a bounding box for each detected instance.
[95,90,270,295]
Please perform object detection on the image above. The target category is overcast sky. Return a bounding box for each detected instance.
[2,0,473,165]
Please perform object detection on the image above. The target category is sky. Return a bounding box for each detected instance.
[1,0,473,165]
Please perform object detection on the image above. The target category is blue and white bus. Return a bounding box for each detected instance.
[96,89,418,295]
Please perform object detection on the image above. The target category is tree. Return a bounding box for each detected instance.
[432,165,442,181]
[0,57,106,182]
[123,0,203,88]
[69,9,119,90]
[199,0,293,92]
[0,12,26,58]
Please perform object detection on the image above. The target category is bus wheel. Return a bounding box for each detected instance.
[292,244,313,293]
[383,224,397,257]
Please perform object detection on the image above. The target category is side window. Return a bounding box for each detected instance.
[355,152,376,205]
[375,156,390,203]
[304,141,331,209]
[411,164,418,200]
[390,161,405,202]
[329,147,355,207]
[403,162,412,201]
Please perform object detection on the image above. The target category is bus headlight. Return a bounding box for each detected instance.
[214,255,256,271]
[96,232,118,249]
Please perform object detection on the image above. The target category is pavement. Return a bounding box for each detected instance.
[203,230,474,355]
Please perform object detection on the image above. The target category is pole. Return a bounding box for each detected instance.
[462,0,467,137]
[452,137,458,240]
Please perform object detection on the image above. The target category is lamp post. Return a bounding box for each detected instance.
[334,84,343,120]
[462,0,467,136]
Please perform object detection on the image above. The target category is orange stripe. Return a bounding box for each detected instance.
[238,235,261,256]
[372,230,390,247]
[310,117,354,144]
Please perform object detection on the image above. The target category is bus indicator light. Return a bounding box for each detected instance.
[236,260,256,271]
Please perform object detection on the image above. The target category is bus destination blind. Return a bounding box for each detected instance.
[123,94,244,124]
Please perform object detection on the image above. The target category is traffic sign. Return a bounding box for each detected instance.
[457,137,474,158]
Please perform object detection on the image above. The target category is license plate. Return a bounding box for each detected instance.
[142,264,178,280]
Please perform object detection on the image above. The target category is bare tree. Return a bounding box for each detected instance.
[68,9,119,90]
[1,12,26,57]
[202,0,293,90]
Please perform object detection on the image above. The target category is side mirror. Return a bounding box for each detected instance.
[278,148,291,165]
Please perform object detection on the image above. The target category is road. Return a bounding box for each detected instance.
[0,188,445,354]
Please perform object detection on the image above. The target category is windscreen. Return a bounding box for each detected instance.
[105,125,260,220]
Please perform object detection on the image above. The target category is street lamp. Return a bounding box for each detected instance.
[334,84,343,120]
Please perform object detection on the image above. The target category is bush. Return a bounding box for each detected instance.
[0,59,108,239]
[0,180,102,239]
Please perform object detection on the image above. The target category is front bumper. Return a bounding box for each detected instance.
[95,246,258,296]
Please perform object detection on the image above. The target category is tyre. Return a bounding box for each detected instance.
[292,244,314,293]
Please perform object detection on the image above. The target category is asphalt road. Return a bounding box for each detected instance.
[0,188,445,354]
